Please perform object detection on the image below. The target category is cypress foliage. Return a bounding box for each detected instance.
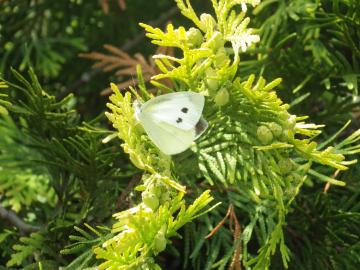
[0,0,359,269]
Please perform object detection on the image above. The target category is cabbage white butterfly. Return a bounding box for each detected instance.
[134,91,208,155]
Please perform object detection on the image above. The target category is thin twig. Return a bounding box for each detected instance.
[116,173,142,210]
[0,204,41,234]
[205,204,233,239]
[229,208,242,270]
[205,204,243,270]
[57,5,179,100]
[323,169,340,194]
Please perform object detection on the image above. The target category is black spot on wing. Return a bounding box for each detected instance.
[181,107,189,113]
[176,117,183,123]
[195,118,208,137]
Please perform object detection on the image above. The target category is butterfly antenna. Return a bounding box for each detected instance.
[127,75,142,101]
[131,75,137,89]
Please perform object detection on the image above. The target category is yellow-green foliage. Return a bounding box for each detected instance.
[94,191,216,269]
[0,170,55,213]
[0,81,10,115]
[0,116,56,212]
[96,83,218,269]
[105,83,184,192]
[6,232,55,267]
[100,0,360,269]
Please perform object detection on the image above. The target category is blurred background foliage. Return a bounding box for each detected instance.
[0,0,359,269]
[247,0,360,129]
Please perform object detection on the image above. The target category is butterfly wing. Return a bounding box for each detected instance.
[138,112,196,155]
[140,91,204,130]
[195,117,208,139]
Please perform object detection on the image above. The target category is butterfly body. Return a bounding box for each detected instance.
[134,92,208,155]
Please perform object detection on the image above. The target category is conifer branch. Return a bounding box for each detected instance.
[2,0,360,269]
[58,6,179,100]
[0,204,41,234]
[80,45,173,95]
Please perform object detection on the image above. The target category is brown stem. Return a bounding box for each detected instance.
[205,204,233,239]
[0,204,41,234]
[229,208,242,270]
[323,169,340,194]
[116,173,142,210]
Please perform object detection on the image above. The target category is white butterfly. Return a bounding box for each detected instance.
[134,91,208,155]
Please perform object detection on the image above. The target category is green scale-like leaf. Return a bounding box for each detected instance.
[101,0,360,269]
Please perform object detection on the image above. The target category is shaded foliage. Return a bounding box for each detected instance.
[0,0,359,269]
